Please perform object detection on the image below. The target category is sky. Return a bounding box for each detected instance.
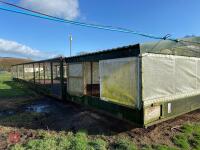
[0,0,200,60]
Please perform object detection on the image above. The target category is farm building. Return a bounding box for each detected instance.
[12,42,200,127]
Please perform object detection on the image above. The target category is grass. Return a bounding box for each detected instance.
[10,131,95,150]
[89,138,108,150]
[0,112,45,128]
[141,123,200,150]
[142,145,178,150]
[0,72,36,98]
[10,134,72,150]
[7,123,200,150]
[172,123,200,150]
[9,130,135,150]
[111,136,137,150]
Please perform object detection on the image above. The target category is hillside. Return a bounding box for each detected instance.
[0,57,32,72]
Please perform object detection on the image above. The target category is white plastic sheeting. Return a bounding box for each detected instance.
[83,62,92,86]
[92,62,100,84]
[68,63,84,95]
[142,53,200,106]
[100,57,139,108]
[69,63,83,77]
[18,65,23,79]
[24,64,34,81]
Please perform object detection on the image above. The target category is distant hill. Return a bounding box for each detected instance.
[0,57,32,72]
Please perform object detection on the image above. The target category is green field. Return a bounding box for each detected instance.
[0,72,35,98]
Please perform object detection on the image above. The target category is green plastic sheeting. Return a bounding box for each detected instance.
[100,57,139,108]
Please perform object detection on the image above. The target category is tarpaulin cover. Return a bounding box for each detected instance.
[142,53,200,106]
[100,57,139,107]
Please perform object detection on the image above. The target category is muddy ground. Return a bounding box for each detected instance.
[0,95,200,149]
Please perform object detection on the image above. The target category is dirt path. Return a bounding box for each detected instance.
[0,97,133,134]
[1,73,200,149]
[123,109,200,148]
[0,96,200,149]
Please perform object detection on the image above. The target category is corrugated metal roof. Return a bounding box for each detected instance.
[69,44,139,58]
[12,43,140,66]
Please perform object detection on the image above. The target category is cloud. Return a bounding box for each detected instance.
[0,38,56,59]
[19,0,79,20]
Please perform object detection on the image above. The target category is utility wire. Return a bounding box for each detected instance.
[0,1,199,46]
[149,34,172,52]
[0,1,173,41]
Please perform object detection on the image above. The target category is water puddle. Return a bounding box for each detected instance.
[0,110,15,117]
[25,104,50,113]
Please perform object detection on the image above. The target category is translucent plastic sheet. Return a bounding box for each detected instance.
[84,62,99,85]
[44,63,51,80]
[92,62,99,84]
[142,53,200,104]
[68,78,83,95]
[18,65,23,79]
[100,57,139,107]
[68,63,84,95]
[24,64,34,81]
[83,62,91,85]
[142,54,174,100]
[12,66,17,78]
[174,57,196,93]
[34,63,40,83]
[69,63,82,77]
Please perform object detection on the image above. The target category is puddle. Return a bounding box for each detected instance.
[0,110,15,117]
[25,104,50,113]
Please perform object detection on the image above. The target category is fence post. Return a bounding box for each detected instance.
[23,64,25,80]
[60,58,65,100]
[43,63,45,85]
[17,65,18,79]
[50,62,53,88]
[39,63,40,84]
[33,63,35,84]
[90,62,93,96]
